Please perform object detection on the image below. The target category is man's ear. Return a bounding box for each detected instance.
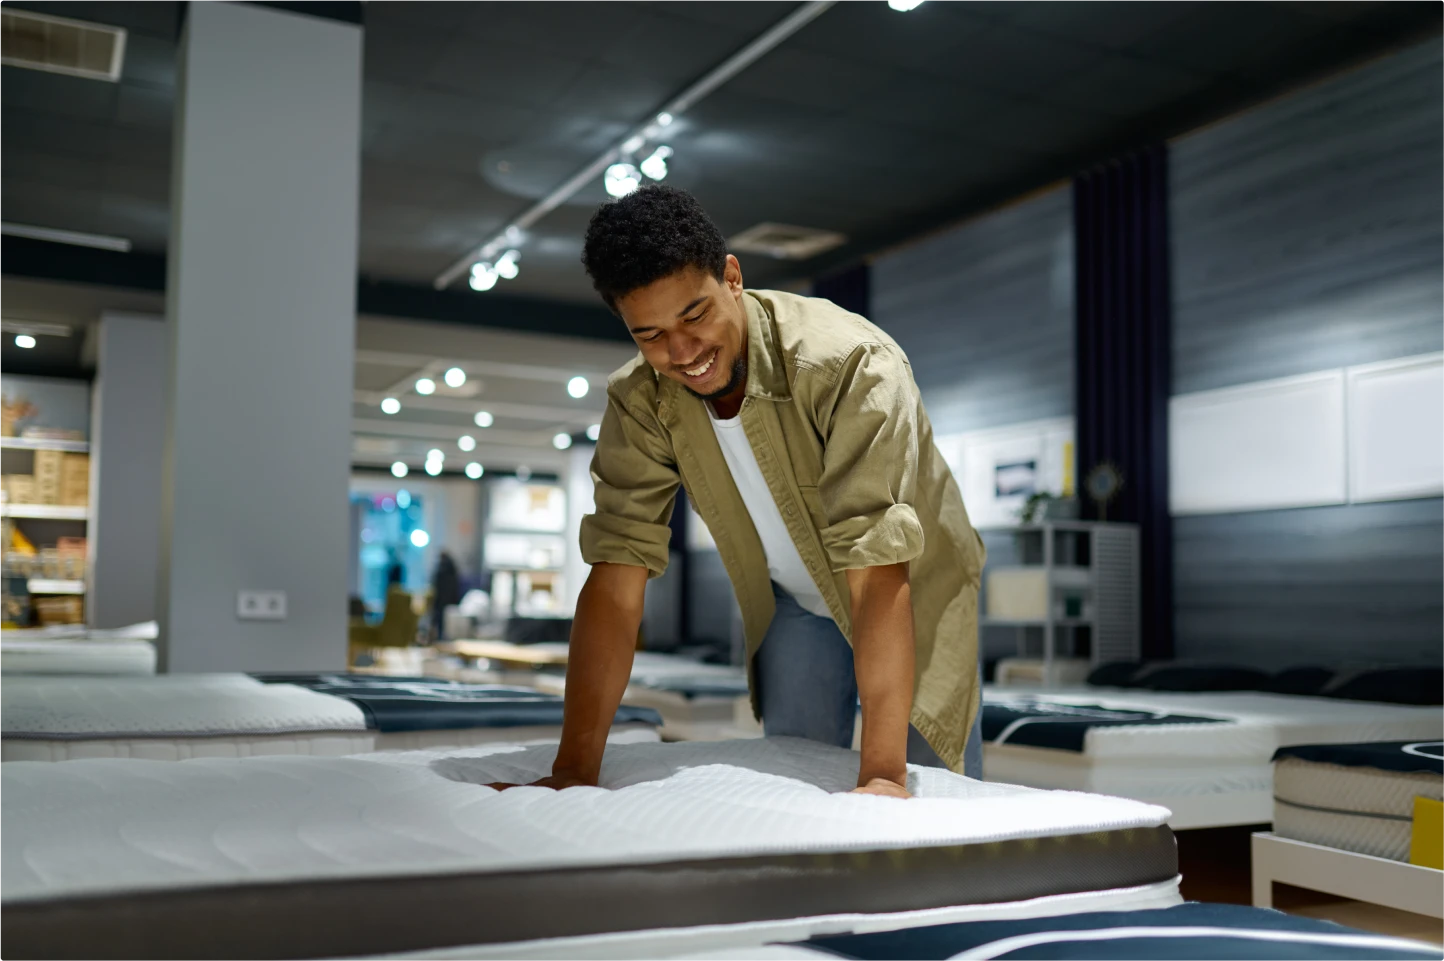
[724,254,744,294]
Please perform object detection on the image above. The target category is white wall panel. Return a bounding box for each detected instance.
[1347,353,1444,503]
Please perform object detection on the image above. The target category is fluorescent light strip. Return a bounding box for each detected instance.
[1,222,132,252]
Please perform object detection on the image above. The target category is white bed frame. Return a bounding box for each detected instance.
[1251,832,1444,919]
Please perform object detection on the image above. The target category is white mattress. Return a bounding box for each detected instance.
[1274,756,1444,861]
[982,689,1443,826]
[1,673,371,762]
[1,638,157,675]
[2,736,1171,906]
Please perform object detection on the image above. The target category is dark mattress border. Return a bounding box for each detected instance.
[2,825,1177,960]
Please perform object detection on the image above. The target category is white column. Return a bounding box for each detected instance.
[158,3,361,672]
[88,312,166,629]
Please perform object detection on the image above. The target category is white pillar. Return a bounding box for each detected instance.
[158,3,361,672]
[88,313,166,629]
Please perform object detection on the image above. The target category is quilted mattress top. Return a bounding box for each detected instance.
[1,673,369,739]
[2,736,1170,905]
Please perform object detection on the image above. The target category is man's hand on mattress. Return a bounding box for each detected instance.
[487,773,595,792]
[851,776,912,799]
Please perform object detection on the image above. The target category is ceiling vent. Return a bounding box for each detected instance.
[729,223,847,261]
[2,9,126,82]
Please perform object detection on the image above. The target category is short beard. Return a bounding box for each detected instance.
[685,354,747,401]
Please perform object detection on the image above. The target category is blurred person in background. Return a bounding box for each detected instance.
[430,551,463,641]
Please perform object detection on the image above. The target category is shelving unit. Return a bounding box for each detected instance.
[979,521,1139,683]
[0,437,89,453]
[27,579,86,595]
[2,432,91,627]
[0,504,89,520]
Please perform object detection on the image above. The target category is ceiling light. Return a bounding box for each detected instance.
[444,367,467,388]
[427,448,444,462]
[458,435,476,452]
[469,262,498,291]
[410,529,430,548]
[553,433,573,451]
[567,376,590,399]
[425,460,442,476]
[622,135,645,154]
[391,461,409,478]
[604,162,641,199]
[474,410,494,428]
[657,112,674,127]
[505,225,523,244]
[495,249,520,280]
[415,377,436,395]
[380,397,401,415]
[465,462,484,480]
[586,423,601,442]
[640,145,672,182]
[1,222,131,252]
[14,334,36,349]
[515,466,532,482]
[396,490,411,509]
[887,0,925,9]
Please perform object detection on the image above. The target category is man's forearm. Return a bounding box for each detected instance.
[552,563,649,784]
[847,562,915,788]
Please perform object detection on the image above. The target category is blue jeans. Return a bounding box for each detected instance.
[754,582,983,779]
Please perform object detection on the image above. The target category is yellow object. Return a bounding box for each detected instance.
[1062,441,1076,498]
[348,587,419,667]
[1410,795,1443,869]
[10,526,36,554]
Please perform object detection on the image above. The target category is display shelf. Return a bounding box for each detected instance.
[0,504,88,520]
[27,579,85,595]
[0,437,89,453]
[982,616,1093,629]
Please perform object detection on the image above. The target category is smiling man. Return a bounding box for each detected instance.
[522,185,984,797]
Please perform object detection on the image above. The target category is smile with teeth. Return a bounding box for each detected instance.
[683,349,717,379]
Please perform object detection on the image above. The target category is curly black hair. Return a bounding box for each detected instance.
[581,184,728,312]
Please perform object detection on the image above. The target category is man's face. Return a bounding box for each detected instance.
[615,255,748,402]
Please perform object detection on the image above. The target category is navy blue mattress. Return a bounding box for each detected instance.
[252,674,661,733]
[1273,740,1444,775]
[803,903,1443,959]
[982,698,1226,752]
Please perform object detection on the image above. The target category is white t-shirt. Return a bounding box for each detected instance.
[707,405,833,620]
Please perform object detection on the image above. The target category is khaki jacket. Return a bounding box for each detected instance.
[580,289,984,769]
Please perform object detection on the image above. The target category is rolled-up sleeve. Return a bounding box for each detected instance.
[816,343,925,572]
[579,393,680,578]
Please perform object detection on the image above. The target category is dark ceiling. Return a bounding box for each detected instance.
[3,1,1440,312]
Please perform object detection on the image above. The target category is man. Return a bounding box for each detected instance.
[509,185,985,797]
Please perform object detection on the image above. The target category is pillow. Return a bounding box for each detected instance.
[1323,667,1444,706]
[1132,664,1272,692]
[1263,667,1336,696]
[1086,661,1145,688]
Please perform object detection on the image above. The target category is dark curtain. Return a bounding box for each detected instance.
[812,263,870,317]
[1073,144,1174,660]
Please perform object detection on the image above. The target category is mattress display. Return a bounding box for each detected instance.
[981,689,1444,820]
[1,639,157,676]
[1273,740,1444,861]
[1,674,373,762]
[2,737,1177,959]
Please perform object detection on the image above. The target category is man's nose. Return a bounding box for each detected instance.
[670,334,704,366]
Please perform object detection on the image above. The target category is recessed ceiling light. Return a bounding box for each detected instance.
[458,435,476,452]
[415,377,436,395]
[474,410,494,428]
[391,461,408,478]
[586,423,601,442]
[657,112,674,127]
[887,0,925,9]
[410,529,430,547]
[567,376,590,399]
[553,433,573,450]
[425,460,442,476]
[465,462,484,479]
[444,367,466,388]
[380,397,401,415]
[14,334,36,349]
[427,448,444,462]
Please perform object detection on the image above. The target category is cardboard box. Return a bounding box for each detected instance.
[60,454,89,507]
[6,474,37,505]
[33,450,63,505]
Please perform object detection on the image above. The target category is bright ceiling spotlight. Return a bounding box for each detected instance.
[415,377,436,395]
[553,433,573,451]
[887,0,925,9]
[14,334,36,349]
[604,162,641,198]
[567,376,590,399]
[380,397,401,415]
[465,462,484,479]
[640,145,672,182]
[458,435,476,452]
[425,460,443,476]
[656,112,674,127]
[444,367,467,388]
[495,249,520,280]
[391,461,409,478]
[427,448,444,462]
[586,423,601,442]
[410,529,430,548]
[474,410,494,428]
[469,262,498,291]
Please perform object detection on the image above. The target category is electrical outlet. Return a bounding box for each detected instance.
[237,590,287,621]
